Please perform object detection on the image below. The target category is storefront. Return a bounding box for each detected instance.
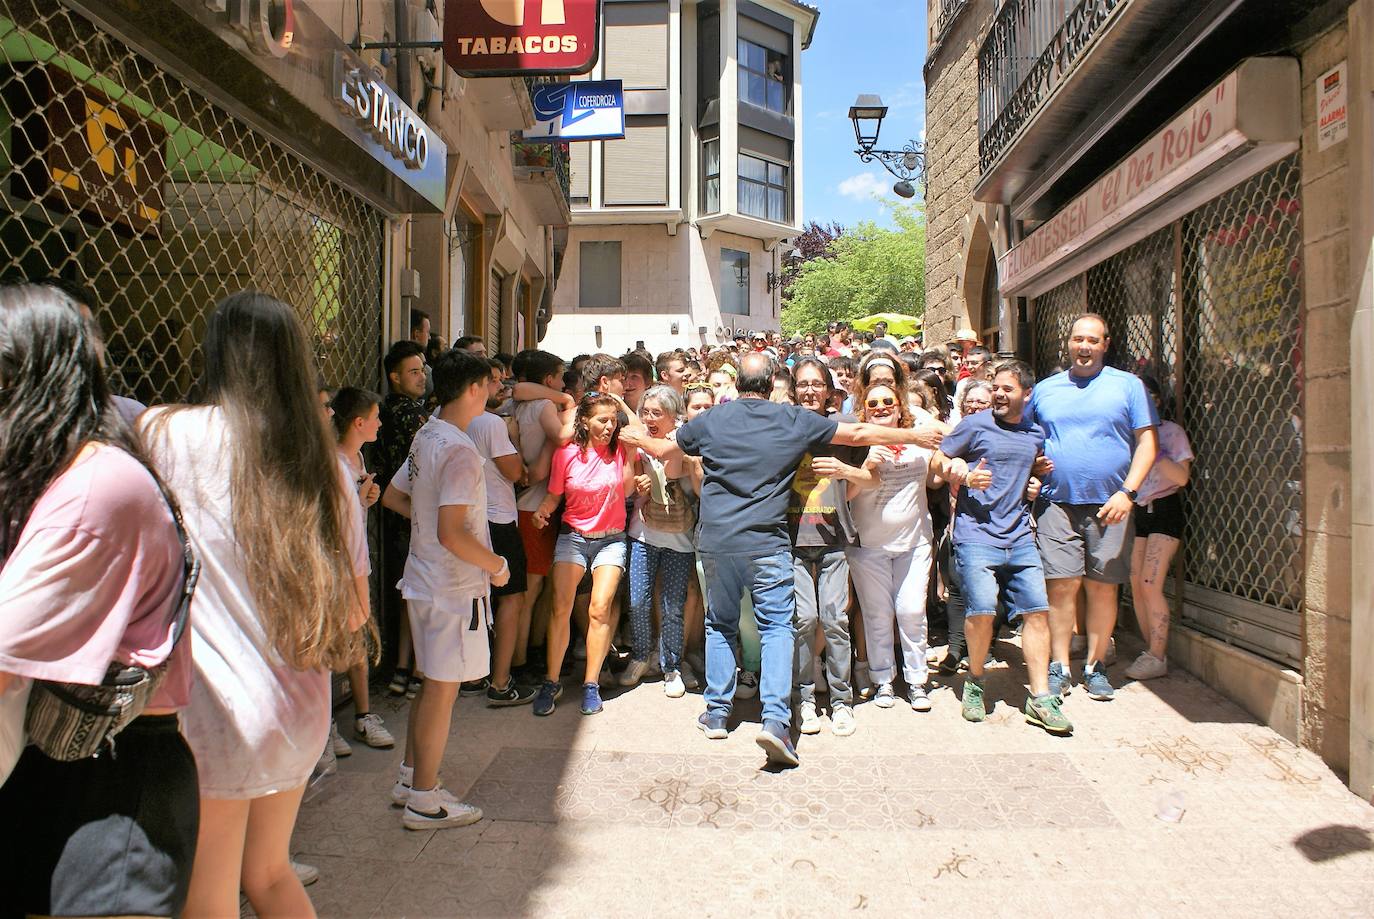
[0,1,443,397]
[1000,58,1306,670]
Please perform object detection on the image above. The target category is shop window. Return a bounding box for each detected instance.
[720,248,750,314]
[738,38,786,114]
[739,153,787,223]
[579,241,622,308]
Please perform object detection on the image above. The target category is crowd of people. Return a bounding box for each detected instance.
[0,281,1195,917]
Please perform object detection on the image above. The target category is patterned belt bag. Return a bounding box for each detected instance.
[24,477,199,761]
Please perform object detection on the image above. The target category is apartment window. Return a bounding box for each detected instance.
[579,241,622,308]
[738,38,786,114]
[720,248,750,314]
[702,139,720,214]
[739,154,787,223]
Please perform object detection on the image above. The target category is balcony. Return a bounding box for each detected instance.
[512,138,572,226]
[973,0,1299,218]
[926,0,972,65]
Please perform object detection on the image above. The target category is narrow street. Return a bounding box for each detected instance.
[288,636,1374,918]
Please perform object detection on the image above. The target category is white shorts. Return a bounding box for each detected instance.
[407,595,491,684]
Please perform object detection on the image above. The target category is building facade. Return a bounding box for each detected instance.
[923,0,1374,796]
[545,0,818,356]
[0,0,567,400]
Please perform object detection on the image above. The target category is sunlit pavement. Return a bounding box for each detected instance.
[277,635,1374,918]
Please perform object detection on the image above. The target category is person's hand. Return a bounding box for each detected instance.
[619,426,647,449]
[1025,475,1042,502]
[910,425,944,450]
[490,558,510,588]
[532,509,550,529]
[1097,490,1135,525]
[946,457,970,487]
[965,458,992,490]
[358,473,380,508]
[868,445,897,467]
[810,456,847,480]
[634,474,652,496]
[1032,453,1054,477]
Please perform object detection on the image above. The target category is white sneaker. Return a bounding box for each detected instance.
[831,704,856,737]
[663,671,686,698]
[328,721,352,757]
[619,658,651,687]
[390,763,414,806]
[315,743,338,778]
[813,655,828,693]
[402,786,483,831]
[735,670,759,699]
[1124,650,1168,680]
[291,860,319,887]
[873,682,896,709]
[799,700,822,735]
[908,685,933,712]
[854,660,873,700]
[354,713,395,749]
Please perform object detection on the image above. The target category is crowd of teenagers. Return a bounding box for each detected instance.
[0,279,1193,918]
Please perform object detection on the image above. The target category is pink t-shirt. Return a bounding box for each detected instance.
[0,444,188,709]
[548,442,627,534]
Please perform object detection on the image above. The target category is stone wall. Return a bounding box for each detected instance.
[922,0,993,347]
[1298,22,1355,774]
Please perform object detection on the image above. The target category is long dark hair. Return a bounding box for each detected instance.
[0,284,150,560]
[145,291,367,670]
[572,391,623,458]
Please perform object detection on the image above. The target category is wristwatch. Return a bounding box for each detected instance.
[1121,487,1139,501]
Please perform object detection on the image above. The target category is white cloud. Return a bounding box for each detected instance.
[836,172,890,200]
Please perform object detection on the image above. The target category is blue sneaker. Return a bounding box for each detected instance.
[1082,664,1116,701]
[1048,661,1073,698]
[755,720,799,768]
[580,682,603,715]
[697,711,728,740]
[532,680,561,716]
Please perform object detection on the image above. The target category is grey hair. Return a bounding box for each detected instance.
[640,384,684,418]
[958,379,995,415]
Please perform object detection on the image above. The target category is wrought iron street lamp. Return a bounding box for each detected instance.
[848,93,924,197]
[766,246,800,293]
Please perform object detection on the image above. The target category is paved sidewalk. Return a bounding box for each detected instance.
[283,638,1374,918]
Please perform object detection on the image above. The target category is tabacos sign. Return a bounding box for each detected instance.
[445,0,602,76]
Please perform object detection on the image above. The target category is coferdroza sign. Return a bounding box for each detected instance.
[333,52,446,209]
[445,0,602,76]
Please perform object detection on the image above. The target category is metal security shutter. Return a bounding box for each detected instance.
[604,4,669,89]
[603,121,667,205]
[1031,155,1304,668]
[486,270,502,354]
[0,3,384,402]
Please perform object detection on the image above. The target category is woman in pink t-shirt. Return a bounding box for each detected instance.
[531,393,634,717]
[0,283,194,918]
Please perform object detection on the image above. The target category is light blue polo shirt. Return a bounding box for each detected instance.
[1025,365,1157,505]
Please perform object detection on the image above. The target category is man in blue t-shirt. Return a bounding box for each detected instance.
[935,360,1071,735]
[622,352,945,768]
[1025,314,1158,702]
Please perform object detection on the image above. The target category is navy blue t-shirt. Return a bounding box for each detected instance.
[676,398,839,554]
[939,409,1045,548]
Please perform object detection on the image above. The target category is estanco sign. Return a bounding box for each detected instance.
[445,0,602,76]
[999,57,1300,299]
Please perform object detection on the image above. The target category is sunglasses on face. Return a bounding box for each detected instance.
[866,396,897,409]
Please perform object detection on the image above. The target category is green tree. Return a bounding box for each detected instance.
[781,202,926,335]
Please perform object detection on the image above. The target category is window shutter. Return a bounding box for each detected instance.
[603,123,667,205]
[570,141,590,201]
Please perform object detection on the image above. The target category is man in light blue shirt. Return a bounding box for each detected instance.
[1026,313,1158,701]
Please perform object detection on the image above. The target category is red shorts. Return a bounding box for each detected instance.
[517,510,557,577]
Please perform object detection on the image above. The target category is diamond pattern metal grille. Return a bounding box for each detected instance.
[0,2,385,403]
[1031,156,1303,667]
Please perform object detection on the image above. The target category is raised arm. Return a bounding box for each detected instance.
[619,426,684,463]
[513,381,573,410]
[832,419,948,451]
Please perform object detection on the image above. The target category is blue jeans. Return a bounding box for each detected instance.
[953,540,1050,620]
[627,539,693,671]
[699,549,795,725]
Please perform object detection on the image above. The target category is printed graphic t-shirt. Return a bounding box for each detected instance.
[787,412,864,549]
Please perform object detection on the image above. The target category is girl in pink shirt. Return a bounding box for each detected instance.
[532,393,634,716]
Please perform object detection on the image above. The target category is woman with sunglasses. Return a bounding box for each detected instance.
[844,380,950,711]
[530,392,635,717]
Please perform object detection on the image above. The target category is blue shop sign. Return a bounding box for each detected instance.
[525,80,625,141]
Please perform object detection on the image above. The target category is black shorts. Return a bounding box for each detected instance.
[0,714,199,918]
[1134,492,1184,540]
[489,520,529,597]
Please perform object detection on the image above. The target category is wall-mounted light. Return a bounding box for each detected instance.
[849,92,925,194]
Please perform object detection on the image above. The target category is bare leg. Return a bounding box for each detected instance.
[1075,588,1087,636]
[403,679,424,767]
[546,562,586,682]
[182,796,249,918]
[683,577,704,655]
[1082,579,1120,668]
[239,784,314,918]
[583,565,625,684]
[1046,576,1082,664]
[411,679,460,791]
[965,615,995,680]
[396,604,414,672]
[1131,535,1178,658]
[347,660,370,719]
[1020,612,1051,695]
[491,592,522,688]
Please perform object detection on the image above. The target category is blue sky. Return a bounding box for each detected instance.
[801,0,927,230]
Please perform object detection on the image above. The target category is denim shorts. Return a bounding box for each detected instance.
[952,540,1049,620]
[554,529,627,570]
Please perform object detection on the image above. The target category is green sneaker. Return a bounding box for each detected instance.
[1024,693,1073,735]
[960,678,986,723]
